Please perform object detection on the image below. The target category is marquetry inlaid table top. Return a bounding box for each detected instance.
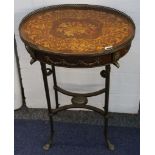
[19,4,135,67]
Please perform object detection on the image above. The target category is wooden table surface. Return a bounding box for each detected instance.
[19,4,135,67]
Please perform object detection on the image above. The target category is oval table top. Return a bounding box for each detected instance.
[19,4,135,67]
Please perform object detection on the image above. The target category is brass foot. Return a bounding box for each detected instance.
[107,140,115,151]
[43,140,52,151]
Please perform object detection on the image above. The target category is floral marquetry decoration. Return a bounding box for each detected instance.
[20,7,135,55]
[52,19,101,39]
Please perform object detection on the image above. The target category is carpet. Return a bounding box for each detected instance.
[14,119,140,155]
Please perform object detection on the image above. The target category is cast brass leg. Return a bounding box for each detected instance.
[101,65,115,151]
[40,62,54,151]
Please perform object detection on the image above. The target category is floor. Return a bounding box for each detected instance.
[14,106,140,155]
[15,106,140,128]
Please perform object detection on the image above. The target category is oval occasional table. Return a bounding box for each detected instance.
[19,4,135,151]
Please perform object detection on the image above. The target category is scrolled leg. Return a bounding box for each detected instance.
[40,62,54,150]
[101,65,115,151]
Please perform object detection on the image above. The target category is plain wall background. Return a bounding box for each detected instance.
[14,0,140,113]
[14,54,22,109]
